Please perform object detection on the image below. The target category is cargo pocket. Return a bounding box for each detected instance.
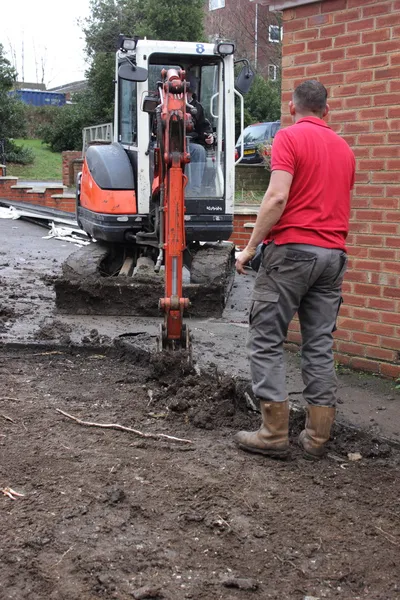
[249,293,280,325]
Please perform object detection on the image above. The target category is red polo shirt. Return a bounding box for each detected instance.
[266,117,355,251]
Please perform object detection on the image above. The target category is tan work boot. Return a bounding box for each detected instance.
[235,399,289,459]
[299,405,335,459]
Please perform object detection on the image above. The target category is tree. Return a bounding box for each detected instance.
[0,43,32,164]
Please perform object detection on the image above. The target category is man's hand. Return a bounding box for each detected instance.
[205,134,214,145]
[235,246,257,275]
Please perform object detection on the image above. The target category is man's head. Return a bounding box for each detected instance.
[289,80,329,121]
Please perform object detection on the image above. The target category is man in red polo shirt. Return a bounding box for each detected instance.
[235,80,355,460]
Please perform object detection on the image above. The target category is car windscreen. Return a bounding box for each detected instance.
[236,123,271,145]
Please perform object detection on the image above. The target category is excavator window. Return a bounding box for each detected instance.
[119,78,138,146]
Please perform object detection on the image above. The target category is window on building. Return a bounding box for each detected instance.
[209,0,225,10]
[269,25,282,43]
[268,64,278,81]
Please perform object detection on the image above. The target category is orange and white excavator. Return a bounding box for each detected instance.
[72,36,254,351]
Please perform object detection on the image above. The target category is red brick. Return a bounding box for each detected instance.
[344,70,373,84]
[322,0,347,12]
[331,84,358,97]
[359,82,388,95]
[360,55,390,70]
[382,312,400,326]
[375,67,400,81]
[337,341,366,355]
[374,94,400,110]
[386,237,400,248]
[365,346,397,362]
[388,107,400,118]
[376,13,400,28]
[294,29,319,41]
[282,18,307,33]
[353,258,381,269]
[352,147,370,158]
[352,308,380,322]
[362,29,391,44]
[293,52,318,65]
[376,40,400,54]
[340,318,365,331]
[352,332,380,346]
[295,2,321,18]
[305,63,333,76]
[370,223,398,235]
[383,261,400,274]
[330,112,358,125]
[354,210,384,221]
[347,18,375,32]
[358,159,385,171]
[372,146,400,158]
[363,1,393,17]
[346,43,374,58]
[373,120,390,132]
[358,133,387,145]
[285,66,307,78]
[387,158,400,170]
[369,248,397,260]
[308,38,333,51]
[334,34,361,48]
[373,172,400,183]
[284,42,307,56]
[368,297,396,311]
[380,336,400,351]
[353,283,382,297]
[333,8,361,23]
[380,363,400,379]
[344,121,370,133]
[321,23,346,37]
[308,14,333,27]
[390,54,400,67]
[366,322,396,337]
[321,48,345,62]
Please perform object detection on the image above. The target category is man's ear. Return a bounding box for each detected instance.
[289,100,296,117]
[322,103,329,118]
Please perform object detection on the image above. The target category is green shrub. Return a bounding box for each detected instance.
[5,139,34,165]
[39,101,91,152]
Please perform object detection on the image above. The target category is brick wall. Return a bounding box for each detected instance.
[0,178,75,213]
[281,0,400,377]
[62,151,82,187]
[230,209,258,247]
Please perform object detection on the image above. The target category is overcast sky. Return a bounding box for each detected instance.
[0,0,91,88]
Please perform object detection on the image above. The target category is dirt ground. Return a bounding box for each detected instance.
[1,218,400,599]
[1,344,399,600]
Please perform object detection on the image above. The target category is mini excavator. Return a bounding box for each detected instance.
[71,36,254,351]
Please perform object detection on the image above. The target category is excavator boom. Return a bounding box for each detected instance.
[158,69,191,350]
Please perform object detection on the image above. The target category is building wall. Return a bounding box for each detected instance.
[280,0,400,377]
[204,0,281,77]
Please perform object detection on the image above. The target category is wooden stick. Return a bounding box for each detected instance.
[56,409,193,445]
[0,414,15,423]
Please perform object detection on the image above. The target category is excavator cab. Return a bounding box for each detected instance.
[77,37,252,246]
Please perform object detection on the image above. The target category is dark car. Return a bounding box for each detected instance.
[235,120,281,164]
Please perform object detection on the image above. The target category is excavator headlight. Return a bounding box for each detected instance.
[215,42,235,56]
[118,35,138,52]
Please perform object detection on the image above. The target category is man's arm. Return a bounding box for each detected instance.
[235,170,293,274]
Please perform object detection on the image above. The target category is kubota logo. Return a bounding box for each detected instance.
[206,206,223,211]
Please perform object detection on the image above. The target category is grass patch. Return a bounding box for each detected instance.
[235,190,264,205]
[6,139,62,181]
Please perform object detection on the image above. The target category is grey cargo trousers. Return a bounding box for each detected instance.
[247,242,348,407]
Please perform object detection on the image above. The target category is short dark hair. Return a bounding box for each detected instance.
[293,80,328,115]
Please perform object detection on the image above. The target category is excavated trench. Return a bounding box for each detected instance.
[54,242,236,318]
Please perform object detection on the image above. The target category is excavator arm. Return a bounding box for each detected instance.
[157,68,192,351]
